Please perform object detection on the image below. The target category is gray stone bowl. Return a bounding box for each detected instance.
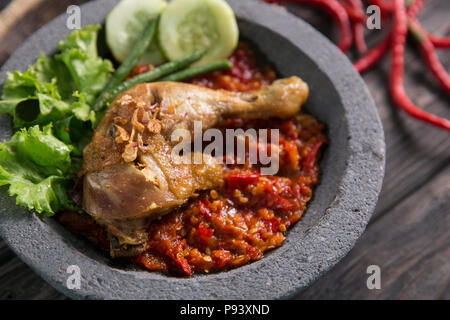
[0,0,385,299]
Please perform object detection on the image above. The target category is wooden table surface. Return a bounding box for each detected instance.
[0,0,448,300]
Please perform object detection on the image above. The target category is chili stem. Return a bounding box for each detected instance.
[408,18,450,95]
[354,34,391,73]
[390,0,450,130]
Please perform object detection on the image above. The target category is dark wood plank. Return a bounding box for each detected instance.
[0,242,67,299]
[296,165,450,299]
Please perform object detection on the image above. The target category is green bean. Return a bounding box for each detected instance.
[93,19,157,111]
[158,60,233,82]
[101,50,207,107]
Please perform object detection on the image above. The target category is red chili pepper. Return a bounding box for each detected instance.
[427,34,450,48]
[407,1,450,48]
[354,33,391,73]
[406,0,424,17]
[339,1,366,24]
[265,0,449,130]
[345,0,368,53]
[264,0,353,52]
[389,0,450,130]
[354,23,368,53]
[367,0,394,13]
[408,19,450,96]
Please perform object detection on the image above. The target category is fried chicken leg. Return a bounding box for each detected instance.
[77,76,308,257]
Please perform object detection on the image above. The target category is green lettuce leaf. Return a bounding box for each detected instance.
[56,25,114,105]
[58,24,100,56]
[0,25,114,217]
[33,52,75,101]
[13,94,71,129]
[2,66,61,101]
[0,125,74,216]
[0,25,112,129]
[0,59,63,123]
[70,91,96,123]
[53,115,93,156]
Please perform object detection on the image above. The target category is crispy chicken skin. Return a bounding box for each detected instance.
[78,77,309,257]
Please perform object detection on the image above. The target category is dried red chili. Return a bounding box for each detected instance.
[354,34,392,73]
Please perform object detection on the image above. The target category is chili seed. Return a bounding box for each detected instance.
[210,189,219,199]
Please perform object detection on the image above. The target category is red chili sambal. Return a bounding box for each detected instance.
[132,113,326,275]
[190,42,277,91]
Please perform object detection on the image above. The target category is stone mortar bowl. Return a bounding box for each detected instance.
[0,0,385,299]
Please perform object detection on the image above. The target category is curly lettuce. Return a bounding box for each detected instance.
[0,125,76,216]
[1,25,112,129]
[0,25,114,216]
[56,25,114,105]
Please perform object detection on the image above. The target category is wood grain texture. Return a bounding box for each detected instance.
[0,0,448,300]
[0,0,46,42]
[296,165,450,299]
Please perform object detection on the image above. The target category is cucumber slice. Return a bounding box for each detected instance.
[159,0,239,67]
[106,0,167,65]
